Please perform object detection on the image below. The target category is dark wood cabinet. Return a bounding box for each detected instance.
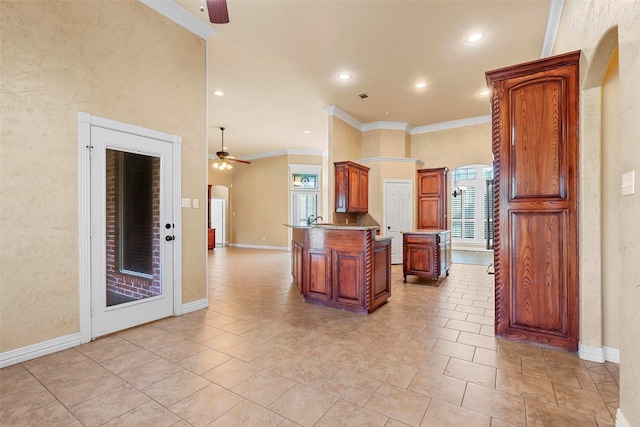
[486,51,580,351]
[402,231,451,283]
[417,168,448,230]
[335,161,369,213]
[291,226,390,313]
[208,228,215,250]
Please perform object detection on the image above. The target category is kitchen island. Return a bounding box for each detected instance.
[289,224,391,314]
[402,230,451,283]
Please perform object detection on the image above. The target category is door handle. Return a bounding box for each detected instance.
[387,226,391,230]
[165,235,174,241]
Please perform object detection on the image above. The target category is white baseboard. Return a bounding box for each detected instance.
[0,333,81,368]
[616,408,630,427]
[229,243,290,251]
[604,346,620,363]
[579,343,620,363]
[182,298,209,314]
[579,343,605,363]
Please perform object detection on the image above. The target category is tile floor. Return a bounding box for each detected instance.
[0,247,619,426]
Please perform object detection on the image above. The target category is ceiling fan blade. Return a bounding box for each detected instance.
[206,0,229,24]
[229,158,251,164]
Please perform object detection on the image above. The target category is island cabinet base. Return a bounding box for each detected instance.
[291,226,391,314]
[402,230,451,284]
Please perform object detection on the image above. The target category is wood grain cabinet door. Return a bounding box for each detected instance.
[305,249,332,302]
[417,168,448,230]
[486,51,580,351]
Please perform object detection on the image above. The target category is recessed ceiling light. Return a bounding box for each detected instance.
[214,90,224,96]
[466,32,485,43]
[303,130,311,134]
[479,89,490,96]
[416,82,427,89]
[338,72,352,80]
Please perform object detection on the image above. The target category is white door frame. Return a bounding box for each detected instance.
[210,197,226,246]
[78,112,182,344]
[383,179,413,264]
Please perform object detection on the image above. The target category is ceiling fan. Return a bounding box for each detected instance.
[200,0,229,24]
[212,127,250,170]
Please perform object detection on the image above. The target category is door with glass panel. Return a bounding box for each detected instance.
[90,126,174,338]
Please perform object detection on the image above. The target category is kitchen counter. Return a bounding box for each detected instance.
[289,225,391,314]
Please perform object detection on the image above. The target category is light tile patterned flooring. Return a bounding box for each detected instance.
[1,247,619,426]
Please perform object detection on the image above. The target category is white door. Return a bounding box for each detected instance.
[90,126,175,338]
[384,181,413,264]
[210,198,225,246]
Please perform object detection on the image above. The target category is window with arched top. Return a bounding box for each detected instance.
[450,164,493,246]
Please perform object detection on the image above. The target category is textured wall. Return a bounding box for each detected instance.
[0,0,206,351]
[554,1,640,424]
[410,123,492,170]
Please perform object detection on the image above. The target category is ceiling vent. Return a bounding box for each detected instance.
[357,92,369,99]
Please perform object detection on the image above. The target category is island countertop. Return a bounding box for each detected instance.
[285,223,379,231]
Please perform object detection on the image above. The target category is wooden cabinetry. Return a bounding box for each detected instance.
[208,228,215,250]
[402,231,451,283]
[335,161,369,213]
[486,51,580,351]
[290,226,390,314]
[417,168,448,230]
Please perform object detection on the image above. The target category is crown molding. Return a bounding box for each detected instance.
[411,115,491,135]
[325,106,363,130]
[209,149,328,161]
[541,0,565,57]
[356,157,424,166]
[361,121,412,132]
[139,0,216,40]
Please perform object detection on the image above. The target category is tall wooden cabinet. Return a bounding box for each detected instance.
[417,168,448,230]
[486,51,580,351]
[335,161,369,213]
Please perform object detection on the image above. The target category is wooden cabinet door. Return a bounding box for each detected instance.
[348,167,361,212]
[332,250,363,306]
[305,249,332,301]
[486,51,579,351]
[359,169,368,212]
[417,168,447,229]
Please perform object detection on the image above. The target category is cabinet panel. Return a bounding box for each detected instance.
[407,245,434,275]
[333,250,363,305]
[306,249,331,301]
[359,171,368,212]
[510,79,566,200]
[511,211,566,334]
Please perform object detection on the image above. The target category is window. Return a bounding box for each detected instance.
[451,164,492,245]
[120,152,153,276]
[292,174,318,189]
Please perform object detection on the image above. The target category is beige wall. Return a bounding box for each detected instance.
[601,49,620,350]
[228,154,324,248]
[329,116,362,217]
[554,1,640,424]
[0,0,207,352]
[362,129,408,158]
[411,123,493,170]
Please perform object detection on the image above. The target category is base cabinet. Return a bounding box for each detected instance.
[208,228,215,250]
[402,231,451,283]
[291,226,391,314]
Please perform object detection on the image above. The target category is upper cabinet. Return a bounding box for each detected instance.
[335,161,369,213]
[417,167,448,230]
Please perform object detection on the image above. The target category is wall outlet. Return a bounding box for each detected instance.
[622,171,635,196]
[181,198,191,208]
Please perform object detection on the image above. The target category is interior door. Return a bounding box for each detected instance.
[210,198,225,246]
[90,126,175,338]
[385,181,412,264]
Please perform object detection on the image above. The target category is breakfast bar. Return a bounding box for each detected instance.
[289,224,391,314]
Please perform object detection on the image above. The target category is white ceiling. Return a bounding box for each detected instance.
[171,0,553,158]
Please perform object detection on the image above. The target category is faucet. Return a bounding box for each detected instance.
[307,215,323,226]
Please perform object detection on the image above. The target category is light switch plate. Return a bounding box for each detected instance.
[192,198,199,208]
[622,171,635,196]
[181,198,191,208]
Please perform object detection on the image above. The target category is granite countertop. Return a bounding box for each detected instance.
[284,223,380,231]
[401,229,450,234]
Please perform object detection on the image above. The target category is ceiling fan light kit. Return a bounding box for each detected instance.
[212,127,250,171]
